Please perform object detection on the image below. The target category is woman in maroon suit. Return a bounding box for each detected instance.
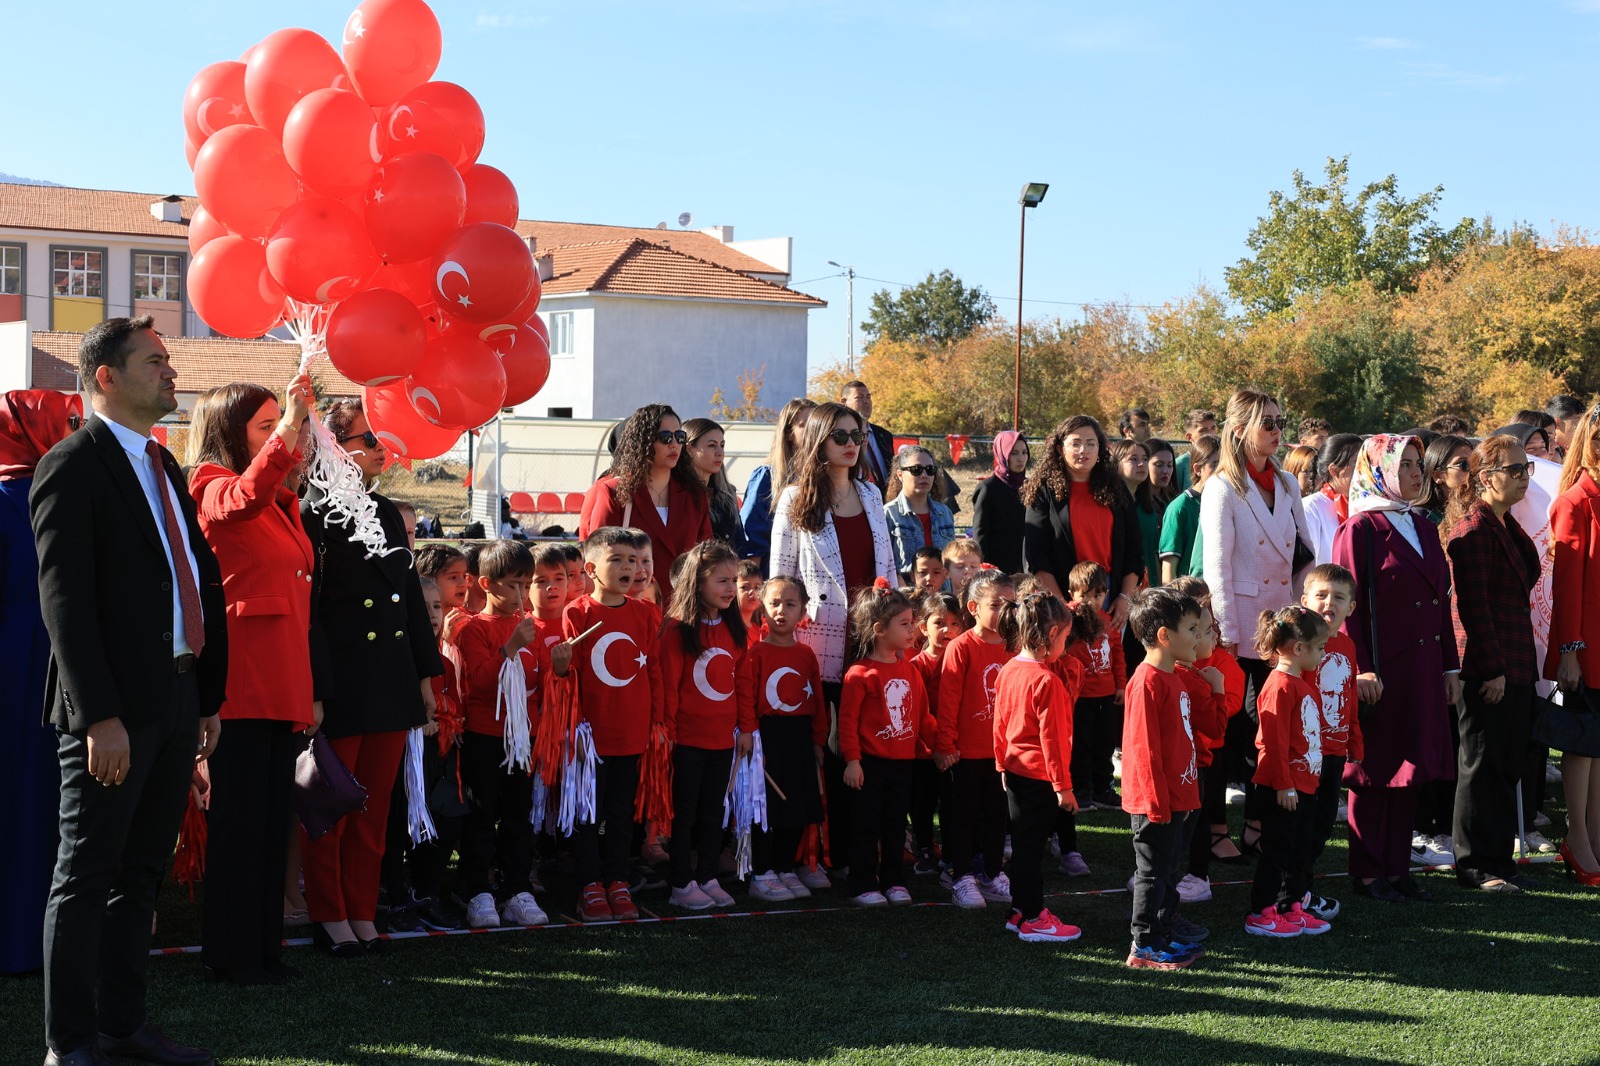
[187,375,317,984]
[580,403,711,602]
[1333,434,1462,903]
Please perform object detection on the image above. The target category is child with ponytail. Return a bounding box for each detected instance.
[909,592,965,874]
[1245,606,1331,939]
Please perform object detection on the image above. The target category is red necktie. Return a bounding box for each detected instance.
[146,440,205,657]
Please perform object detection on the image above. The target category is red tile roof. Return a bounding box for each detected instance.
[0,184,196,239]
[30,331,363,397]
[516,220,782,277]
[542,240,824,306]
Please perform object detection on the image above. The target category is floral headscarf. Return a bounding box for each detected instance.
[1347,433,1421,516]
[992,430,1028,488]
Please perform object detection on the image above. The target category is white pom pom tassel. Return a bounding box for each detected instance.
[404,726,437,845]
[557,722,600,837]
[496,652,532,773]
[722,729,768,881]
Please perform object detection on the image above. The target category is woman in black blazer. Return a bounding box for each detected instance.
[1022,415,1144,630]
[970,430,1028,574]
[301,400,442,956]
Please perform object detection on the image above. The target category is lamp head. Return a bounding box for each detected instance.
[1020,182,1049,207]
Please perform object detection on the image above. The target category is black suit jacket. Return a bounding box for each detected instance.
[31,414,229,733]
[864,422,896,489]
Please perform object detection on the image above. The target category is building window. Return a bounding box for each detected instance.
[547,407,573,418]
[548,311,573,356]
[53,248,103,298]
[0,245,21,295]
[134,253,183,301]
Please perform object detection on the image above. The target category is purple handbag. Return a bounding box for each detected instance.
[292,730,368,839]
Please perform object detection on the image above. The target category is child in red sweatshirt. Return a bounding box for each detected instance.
[1066,562,1127,811]
[1167,576,1240,898]
[909,591,965,876]
[1299,564,1364,921]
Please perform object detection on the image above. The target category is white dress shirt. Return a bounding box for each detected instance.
[1384,510,1423,556]
[100,414,204,655]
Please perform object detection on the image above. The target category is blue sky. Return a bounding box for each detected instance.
[7,1,1600,376]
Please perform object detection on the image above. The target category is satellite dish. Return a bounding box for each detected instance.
[677,212,693,228]
[656,222,668,229]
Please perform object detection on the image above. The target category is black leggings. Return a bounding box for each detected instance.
[849,756,912,895]
[1005,772,1058,918]
[669,745,734,888]
[943,758,1007,880]
[1072,695,1120,796]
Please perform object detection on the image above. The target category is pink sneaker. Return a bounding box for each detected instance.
[1244,906,1303,938]
[1015,909,1082,943]
[1282,902,1330,935]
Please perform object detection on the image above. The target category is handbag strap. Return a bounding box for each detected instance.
[622,499,633,529]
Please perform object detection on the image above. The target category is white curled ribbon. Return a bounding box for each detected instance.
[529,772,550,833]
[403,726,437,845]
[496,651,532,773]
[557,722,600,837]
[722,729,768,881]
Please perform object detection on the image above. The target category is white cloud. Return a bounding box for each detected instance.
[1357,36,1415,49]
[473,13,548,30]
[1565,0,1600,12]
[1402,61,1514,88]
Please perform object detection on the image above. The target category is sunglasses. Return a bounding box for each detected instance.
[1261,416,1290,431]
[655,430,688,445]
[1489,461,1534,478]
[901,464,937,477]
[338,431,379,449]
[828,430,867,446]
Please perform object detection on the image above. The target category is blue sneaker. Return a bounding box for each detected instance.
[1126,942,1198,970]
[1167,940,1206,958]
[1169,913,1210,942]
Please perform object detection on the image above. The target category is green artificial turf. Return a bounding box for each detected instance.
[5,809,1598,1065]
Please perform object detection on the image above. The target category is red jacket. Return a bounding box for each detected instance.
[1254,669,1322,794]
[992,656,1074,793]
[1306,631,1364,761]
[838,657,935,762]
[188,433,314,729]
[737,639,828,747]
[455,611,548,738]
[1548,471,1600,683]
[1175,663,1228,768]
[579,475,712,603]
[661,618,751,749]
[936,630,1014,760]
[563,595,663,757]
[1121,663,1200,822]
[1066,604,1126,699]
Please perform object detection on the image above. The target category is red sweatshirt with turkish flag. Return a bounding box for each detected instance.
[838,656,935,762]
[660,618,751,749]
[455,612,549,738]
[737,639,828,747]
[1306,631,1364,762]
[1066,603,1126,698]
[562,595,663,757]
[1121,663,1201,823]
[936,630,1014,759]
[991,656,1074,793]
[1253,669,1323,794]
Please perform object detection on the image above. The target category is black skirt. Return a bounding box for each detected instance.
[759,715,824,829]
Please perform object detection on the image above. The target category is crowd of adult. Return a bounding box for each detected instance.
[5,320,1599,1064]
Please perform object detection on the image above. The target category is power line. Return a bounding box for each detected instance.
[814,271,1169,311]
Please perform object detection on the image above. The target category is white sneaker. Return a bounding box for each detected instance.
[1176,874,1212,903]
[1431,834,1456,859]
[797,864,832,891]
[670,882,715,910]
[700,878,735,907]
[777,871,812,898]
[1522,831,1558,855]
[467,891,501,929]
[1410,834,1453,866]
[885,885,913,905]
[978,872,1012,904]
[1225,785,1246,806]
[850,890,889,907]
[951,874,986,909]
[749,873,795,903]
[1534,810,1552,828]
[501,891,548,927]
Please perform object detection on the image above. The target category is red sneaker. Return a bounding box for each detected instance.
[1016,909,1082,943]
[606,880,640,921]
[1244,906,1303,938]
[578,882,613,923]
[1282,902,1330,935]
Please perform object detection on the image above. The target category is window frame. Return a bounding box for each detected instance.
[131,249,185,304]
[548,310,574,356]
[0,242,23,298]
[48,243,108,328]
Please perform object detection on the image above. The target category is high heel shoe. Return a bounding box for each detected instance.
[311,922,365,958]
[1209,828,1246,864]
[1239,822,1263,858]
[1558,841,1600,887]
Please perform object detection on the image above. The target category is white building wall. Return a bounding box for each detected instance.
[521,296,598,419]
[0,228,203,335]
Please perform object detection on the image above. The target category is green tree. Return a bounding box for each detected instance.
[861,269,997,346]
[1298,286,1433,433]
[1226,155,1485,319]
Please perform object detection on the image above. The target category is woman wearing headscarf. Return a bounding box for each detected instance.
[970,431,1028,575]
[1333,434,1462,903]
[0,390,82,975]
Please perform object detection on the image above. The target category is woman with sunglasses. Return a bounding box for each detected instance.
[579,403,711,603]
[740,398,815,575]
[1442,436,1542,893]
[1200,389,1314,861]
[300,399,442,955]
[1421,435,1473,534]
[970,430,1029,575]
[883,444,955,580]
[771,401,896,875]
[681,417,745,557]
[1332,434,1461,903]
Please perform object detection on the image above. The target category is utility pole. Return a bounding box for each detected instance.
[828,260,855,372]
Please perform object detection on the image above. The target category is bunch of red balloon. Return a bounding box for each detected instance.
[182,0,551,461]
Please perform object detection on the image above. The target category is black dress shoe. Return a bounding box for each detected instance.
[45,1046,112,1066]
[359,935,391,957]
[203,964,284,986]
[1508,873,1540,891]
[1356,877,1406,903]
[98,1021,214,1066]
[1392,875,1435,901]
[310,922,365,959]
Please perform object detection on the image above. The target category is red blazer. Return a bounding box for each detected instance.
[579,475,711,602]
[1548,470,1600,683]
[189,433,315,729]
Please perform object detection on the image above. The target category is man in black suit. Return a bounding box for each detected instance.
[31,317,227,1066]
[840,379,896,489]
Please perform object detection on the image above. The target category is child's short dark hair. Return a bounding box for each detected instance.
[1183,408,1216,432]
[478,539,535,581]
[1011,573,1039,597]
[1167,575,1211,609]
[1067,560,1109,598]
[414,542,466,580]
[1303,563,1357,597]
[532,542,569,571]
[583,526,637,560]
[461,542,484,577]
[738,558,763,581]
[761,574,808,605]
[912,545,945,569]
[1129,586,1202,648]
[917,591,962,625]
[557,542,583,565]
[1253,605,1329,659]
[623,527,652,552]
[962,568,1013,606]
[848,582,914,660]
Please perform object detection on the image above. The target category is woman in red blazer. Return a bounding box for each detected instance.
[1547,406,1600,883]
[187,375,317,985]
[579,403,711,602]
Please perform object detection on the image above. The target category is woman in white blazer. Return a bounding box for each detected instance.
[1301,432,1362,566]
[1200,388,1313,861]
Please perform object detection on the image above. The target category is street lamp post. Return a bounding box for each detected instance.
[828,260,855,373]
[1014,182,1048,431]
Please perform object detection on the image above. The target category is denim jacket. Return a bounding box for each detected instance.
[884,494,955,577]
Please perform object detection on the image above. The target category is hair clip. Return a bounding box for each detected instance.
[873,576,893,593]
[979,562,997,571]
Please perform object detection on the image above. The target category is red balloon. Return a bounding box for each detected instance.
[363,151,465,262]
[266,197,380,304]
[460,164,519,228]
[526,312,550,347]
[488,321,552,408]
[342,0,442,107]
[183,61,255,150]
[365,257,436,306]
[188,205,228,256]
[431,223,534,324]
[245,27,345,137]
[366,381,463,461]
[193,125,300,239]
[282,88,380,196]
[325,288,427,386]
[184,136,200,170]
[379,82,484,168]
[188,236,286,338]
[405,332,506,428]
